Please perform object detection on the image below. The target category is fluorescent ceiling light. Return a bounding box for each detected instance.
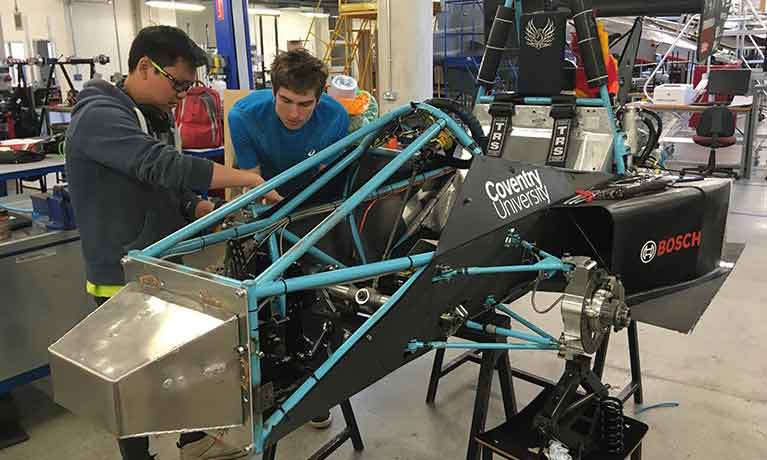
[249,6,281,16]
[145,1,206,12]
[302,11,329,18]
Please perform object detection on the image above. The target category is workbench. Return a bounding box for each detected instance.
[0,196,91,394]
[0,143,225,390]
[0,157,66,197]
[0,147,225,197]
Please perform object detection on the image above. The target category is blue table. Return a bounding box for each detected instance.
[0,157,66,197]
[0,148,225,197]
[183,147,225,160]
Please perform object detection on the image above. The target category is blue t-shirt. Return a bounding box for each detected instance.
[229,89,350,195]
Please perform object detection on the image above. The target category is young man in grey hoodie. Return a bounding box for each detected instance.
[65,26,273,460]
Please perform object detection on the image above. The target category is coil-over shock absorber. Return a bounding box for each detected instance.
[601,396,625,454]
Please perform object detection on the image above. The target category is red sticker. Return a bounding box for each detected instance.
[216,0,224,21]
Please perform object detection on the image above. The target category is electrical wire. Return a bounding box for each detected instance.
[649,164,706,182]
[380,163,420,263]
[635,401,680,415]
[278,220,289,256]
[526,250,563,314]
[566,212,610,270]
[638,116,658,166]
[530,269,564,314]
[357,193,396,233]
[357,198,380,233]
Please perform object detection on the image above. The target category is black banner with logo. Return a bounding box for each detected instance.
[437,156,607,255]
[517,9,569,97]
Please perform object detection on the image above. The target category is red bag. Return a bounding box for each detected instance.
[175,86,223,149]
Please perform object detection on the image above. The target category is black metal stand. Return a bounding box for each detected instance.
[427,317,645,460]
[424,313,518,460]
[474,320,645,460]
[262,399,364,460]
[0,393,29,449]
[681,147,740,179]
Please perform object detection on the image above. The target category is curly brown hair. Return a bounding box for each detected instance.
[270,49,328,99]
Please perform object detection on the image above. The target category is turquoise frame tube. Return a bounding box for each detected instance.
[255,266,429,450]
[344,165,368,264]
[407,341,559,351]
[127,101,583,454]
[495,303,559,343]
[600,85,627,174]
[164,166,454,258]
[248,252,433,298]
[250,121,448,285]
[280,229,346,268]
[267,234,286,318]
[477,91,627,174]
[464,320,558,346]
[473,0,628,175]
[141,105,416,258]
[432,255,569,283]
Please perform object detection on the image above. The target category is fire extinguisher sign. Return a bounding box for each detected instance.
[216,0,225,21]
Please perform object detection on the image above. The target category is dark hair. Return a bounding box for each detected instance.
[270,49,328,99]
[128,26,207,72]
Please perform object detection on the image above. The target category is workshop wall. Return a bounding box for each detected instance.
[0,0,73,84]
[133,0,178,29]
[377,0,433,114]
[69,0,137,80]
[176,1,216,49]
[250,11,329,74]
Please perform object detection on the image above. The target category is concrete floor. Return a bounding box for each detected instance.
[3,178,767,460]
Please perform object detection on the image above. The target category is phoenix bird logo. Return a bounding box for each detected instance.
[525,18,556,50]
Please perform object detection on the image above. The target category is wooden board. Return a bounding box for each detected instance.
[630,102,752,113]
[223,89,252,200]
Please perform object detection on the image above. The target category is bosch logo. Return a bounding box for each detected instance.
[640,231,702,264]
[640,241,657,264]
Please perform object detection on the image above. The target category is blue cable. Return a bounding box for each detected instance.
[635,401,680,415]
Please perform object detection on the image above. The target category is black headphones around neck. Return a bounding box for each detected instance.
[117,81,173,135]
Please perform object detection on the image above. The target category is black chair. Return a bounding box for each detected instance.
[682,105,739,179]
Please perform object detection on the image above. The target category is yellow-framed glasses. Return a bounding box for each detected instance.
[147,58,195,93]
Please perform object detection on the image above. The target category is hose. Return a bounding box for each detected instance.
[638,115,657,166]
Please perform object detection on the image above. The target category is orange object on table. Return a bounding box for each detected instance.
[336,91,370,116]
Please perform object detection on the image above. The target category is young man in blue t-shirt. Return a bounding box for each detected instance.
[229,49,349,429]
[229,49,350,202]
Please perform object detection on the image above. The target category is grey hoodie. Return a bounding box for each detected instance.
[65,79,214,286]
